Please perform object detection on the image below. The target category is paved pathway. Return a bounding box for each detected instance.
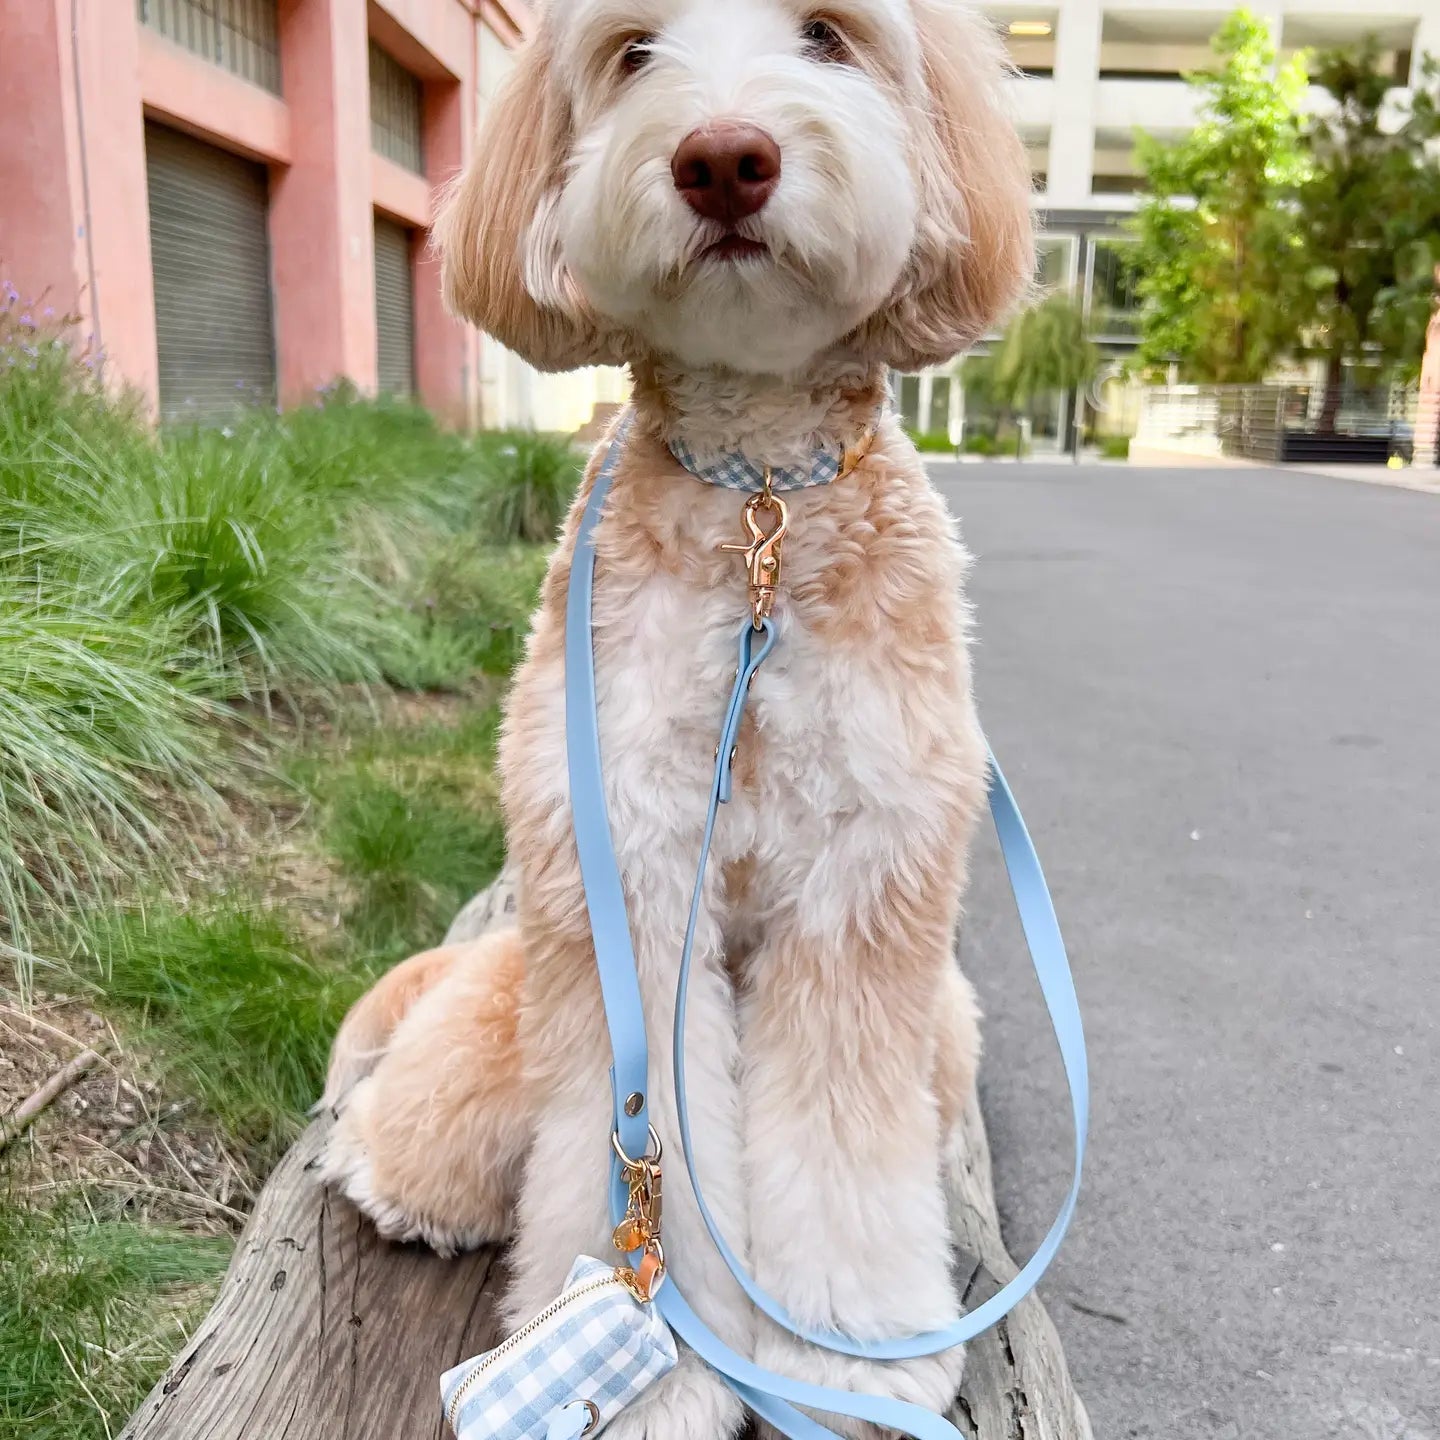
[930,461,1440,1440]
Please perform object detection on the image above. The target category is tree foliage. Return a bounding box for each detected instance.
[992,295,1100,408]
[1128,11,1311,382]
[1297,45,1440,384]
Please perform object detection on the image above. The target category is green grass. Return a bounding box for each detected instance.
[0,306,557,981]
[324,772,507,953]
[379,542,548,691]
[1,307,555,1436]
[0,1200,229,1440]
[71,905,371,1165]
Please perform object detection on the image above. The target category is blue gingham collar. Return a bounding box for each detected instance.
[668,420,880,493]
[668,438,842,493]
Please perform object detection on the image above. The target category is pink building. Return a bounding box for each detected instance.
[0,0,550,427]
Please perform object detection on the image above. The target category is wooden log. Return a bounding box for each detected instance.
[122,867,1090,1440]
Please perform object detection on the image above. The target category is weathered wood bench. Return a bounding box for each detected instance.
[122,871,1091,1440]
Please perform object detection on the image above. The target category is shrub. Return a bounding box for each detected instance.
[963,434,996,456]
[381,543,548,691]
[904,429,957,455]
[0,313,546,991]
[475,431,582,543]
[1100,435,1132,460]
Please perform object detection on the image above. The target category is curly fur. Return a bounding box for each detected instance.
[326,4,1032,1437]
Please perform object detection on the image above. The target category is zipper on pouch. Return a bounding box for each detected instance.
[445,1272,631,1430]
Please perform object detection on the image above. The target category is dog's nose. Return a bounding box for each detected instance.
[671,123,782,225]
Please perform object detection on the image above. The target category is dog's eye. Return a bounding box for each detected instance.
[620,34,656,75]
[800,18,848,63]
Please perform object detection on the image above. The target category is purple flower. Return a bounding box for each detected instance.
[42,306,54,319]
[20,313,33,327]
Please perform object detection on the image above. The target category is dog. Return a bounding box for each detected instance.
[319,3,1033,1437]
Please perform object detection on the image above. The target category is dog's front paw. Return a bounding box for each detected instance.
[601,1354,745,1440]
[317,1076,511,1257]
[754,1331,966,1440]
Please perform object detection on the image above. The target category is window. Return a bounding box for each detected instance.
[370,42,425,175]
[1037,235,1077,295]
[137,0,282,95]
[1088,239,1141,338]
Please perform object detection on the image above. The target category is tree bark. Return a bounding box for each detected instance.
[122,867,1092,1440]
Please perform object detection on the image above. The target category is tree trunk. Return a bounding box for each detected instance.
[121,867,1093,1440]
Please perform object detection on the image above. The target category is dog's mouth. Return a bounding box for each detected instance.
[700,234,771,264]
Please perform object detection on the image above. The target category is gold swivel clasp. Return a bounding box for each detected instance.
[720,477,790,630]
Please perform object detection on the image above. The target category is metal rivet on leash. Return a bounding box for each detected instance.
[624,1092,645,1118]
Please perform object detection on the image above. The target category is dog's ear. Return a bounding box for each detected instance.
[863,0,1035,370]
[436,27,615,372]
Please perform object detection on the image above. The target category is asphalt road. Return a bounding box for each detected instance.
[931,461,1440,1440]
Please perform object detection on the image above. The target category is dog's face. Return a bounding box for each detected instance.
[440,0,1033,376]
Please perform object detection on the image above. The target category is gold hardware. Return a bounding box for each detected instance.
[611,1127,667,1300]
[577,1401,602,1437]
[720,491,790,629]
[611,1124,662,1168]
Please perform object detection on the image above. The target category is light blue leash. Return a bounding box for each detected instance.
[566,416,1088,1440]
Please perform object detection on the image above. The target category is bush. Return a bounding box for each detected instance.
[904,429,957,455]
[963,433,996,456]
[381,543,548,691]
[475,430,582,543]
[1100,435,1132,460]
[0,309,522,980]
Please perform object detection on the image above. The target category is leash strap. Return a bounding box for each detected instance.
[567,415,1088,1440]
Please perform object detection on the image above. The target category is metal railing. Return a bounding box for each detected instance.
[1136,384,1420,464]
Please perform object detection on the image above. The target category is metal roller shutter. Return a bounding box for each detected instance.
[374,219,416,398]
[146,122,276,421]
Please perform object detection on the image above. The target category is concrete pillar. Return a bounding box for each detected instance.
[1048,0,1101,209]
[0,0,156,408]
[415,74,477,425]
[271,0,376,403]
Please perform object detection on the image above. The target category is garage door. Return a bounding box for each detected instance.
[374,219,416,398]
[145,122,276,421]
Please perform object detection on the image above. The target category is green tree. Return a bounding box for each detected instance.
[1298,44,1440,393]
[993,294,1100,409]
[1128,11,1311,382]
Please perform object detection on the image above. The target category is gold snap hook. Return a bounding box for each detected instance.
[720,490,789,629]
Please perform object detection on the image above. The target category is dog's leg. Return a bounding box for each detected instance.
[506,871,754,1440]
[738,879,973,1437]
[318,931,530,1255]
